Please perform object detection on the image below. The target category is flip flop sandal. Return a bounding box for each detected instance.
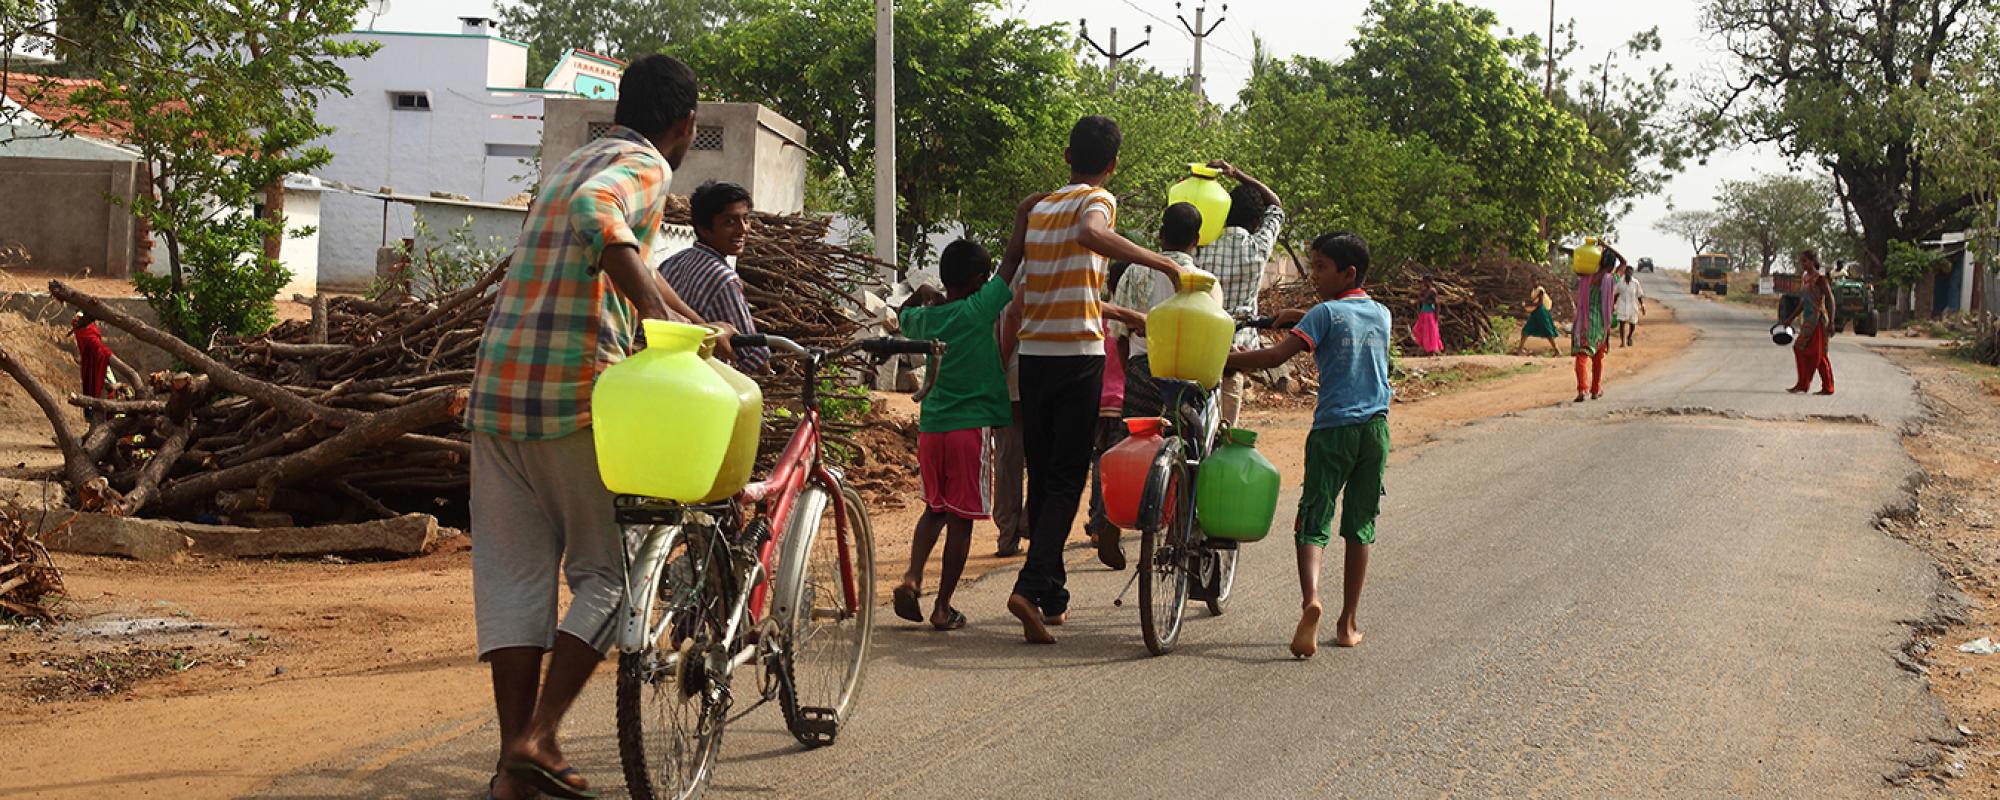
[504,761,598,800]
[892,585,923,623]
[931,608,968,631]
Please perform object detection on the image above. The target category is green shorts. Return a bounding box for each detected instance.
[1296,415,1389,547]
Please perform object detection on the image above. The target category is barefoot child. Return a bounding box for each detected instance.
[892,204,1038,630]
[1225,232,1390,658]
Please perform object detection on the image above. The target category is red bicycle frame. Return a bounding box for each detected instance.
[735,403,856,622]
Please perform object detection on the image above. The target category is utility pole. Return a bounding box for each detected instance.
[1540,0,1555,251]
[873,0,896,269]
[1175,2,1226,99]
[1079,20,1151,95]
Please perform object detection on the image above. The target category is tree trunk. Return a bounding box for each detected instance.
[153,388,466,511]
[262,179,285,265]
[0,345,101,496]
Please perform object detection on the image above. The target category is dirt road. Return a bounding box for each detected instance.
[1,286,1798,798]
[225,276,1954,798]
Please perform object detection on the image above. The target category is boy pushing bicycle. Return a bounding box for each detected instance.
[1225,233,1389,659]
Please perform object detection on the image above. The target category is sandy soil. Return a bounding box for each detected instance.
[0,308,1695,798]
[1876,349,2000,794]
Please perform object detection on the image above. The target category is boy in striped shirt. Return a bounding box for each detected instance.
[1005,115,1189,644]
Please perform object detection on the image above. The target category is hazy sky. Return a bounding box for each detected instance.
[369,0,1808,267]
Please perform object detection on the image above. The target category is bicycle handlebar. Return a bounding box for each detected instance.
[858,337,939,357]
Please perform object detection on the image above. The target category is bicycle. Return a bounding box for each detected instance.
[612,333,941,800]
[1124,314,1285,656]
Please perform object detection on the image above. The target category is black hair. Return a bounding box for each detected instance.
[1225,183,1265,230]
[614,54,699,139]
[1312,231,1372,285]
[1161,202,1202,251]
[690,180,752,230]
[1067,115,1121,175]
[1107,261,1131,294]
[939,239,992,291]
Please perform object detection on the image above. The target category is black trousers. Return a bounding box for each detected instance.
[1011,354,1104,616]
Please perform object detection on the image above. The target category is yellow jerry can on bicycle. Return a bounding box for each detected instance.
[1145,269,1233,390]
[593,319,762,502]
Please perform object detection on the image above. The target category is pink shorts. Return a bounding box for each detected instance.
[917,428,992,520]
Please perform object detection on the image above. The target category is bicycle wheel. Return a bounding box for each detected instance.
[772,479,875,747]
[1205,546,1239,617]
[1137,438,1191,656]
[619,525,729,800]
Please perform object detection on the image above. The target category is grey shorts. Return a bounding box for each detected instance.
[470,430,623,659]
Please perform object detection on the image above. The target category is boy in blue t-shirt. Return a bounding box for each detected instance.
[1226,232,1390,659]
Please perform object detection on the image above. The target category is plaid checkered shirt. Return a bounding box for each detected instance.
[1197,204,1287,317]
[466,126,671,440]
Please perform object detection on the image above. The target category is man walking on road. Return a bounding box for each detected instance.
[1781,249,1836,395]
[1614,265,1646,347]
[465,55,707,800]
[1198,159,1285,429]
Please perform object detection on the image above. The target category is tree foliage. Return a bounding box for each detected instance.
[1696,0,1998,277]
[495,0,740,82]
[1652,209,1721,255]
[1915,20,2000,236]
[1532,24,1688,231]
[1338,0,1598,257]
[683,0,1072,266]
[1710,173,1839,274]
[56,1,374,344]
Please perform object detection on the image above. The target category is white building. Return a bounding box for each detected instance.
[312,16,561,290]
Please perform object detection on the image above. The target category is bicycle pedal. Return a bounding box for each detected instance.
[791,706,840,746]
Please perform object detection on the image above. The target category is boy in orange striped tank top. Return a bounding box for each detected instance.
[1004,115,1189,644]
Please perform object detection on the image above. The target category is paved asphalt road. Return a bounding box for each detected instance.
[265,275,1956,798]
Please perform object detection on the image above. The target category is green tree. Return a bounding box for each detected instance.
[1531,24,1689,230]
[1696,0,1998,278]
[685,0,1073,268]
[1710,173,1838,274]
[494,0,740,81]
[1652,208,1721,255]
[1232,52,1479,271]
[1338,0,1598,256]
[1916,20,2000,241]
[58,1,375,344]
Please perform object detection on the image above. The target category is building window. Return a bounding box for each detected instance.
[693,125,725,151]
[390,91,431,111]
[485,143,537,159]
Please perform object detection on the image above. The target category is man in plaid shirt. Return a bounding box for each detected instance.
[466,55,710,800]
[1198,159,1285,428]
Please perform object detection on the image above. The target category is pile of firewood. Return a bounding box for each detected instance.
[0,509,63,621]
[1259,258,1576,353]
[0,208,891,525]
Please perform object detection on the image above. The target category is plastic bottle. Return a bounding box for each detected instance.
[1168,163,1233,246]
[1100,417,1168,529]
[697,338,764,503]
[1571,236,1603,276]
[1145,269,1234,389]
[1195,428,1280,541]
[592,319,739,501]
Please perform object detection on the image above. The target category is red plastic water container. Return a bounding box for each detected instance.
[1101,417,1167,529]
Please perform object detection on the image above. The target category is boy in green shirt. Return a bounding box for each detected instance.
[892,197,1039,629]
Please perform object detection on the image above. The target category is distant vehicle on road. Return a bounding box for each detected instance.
[1637,257,1655,273]
[1690,253,1730,295]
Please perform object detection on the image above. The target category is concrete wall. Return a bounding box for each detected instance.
[313,30,546,288]
[279,187,320,299]
[0,155,144,277]
[542,99,809,214]
[316,196,526,293]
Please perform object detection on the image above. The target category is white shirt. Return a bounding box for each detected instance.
[1110,251,1221,356]
[1614,278,1644,318]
